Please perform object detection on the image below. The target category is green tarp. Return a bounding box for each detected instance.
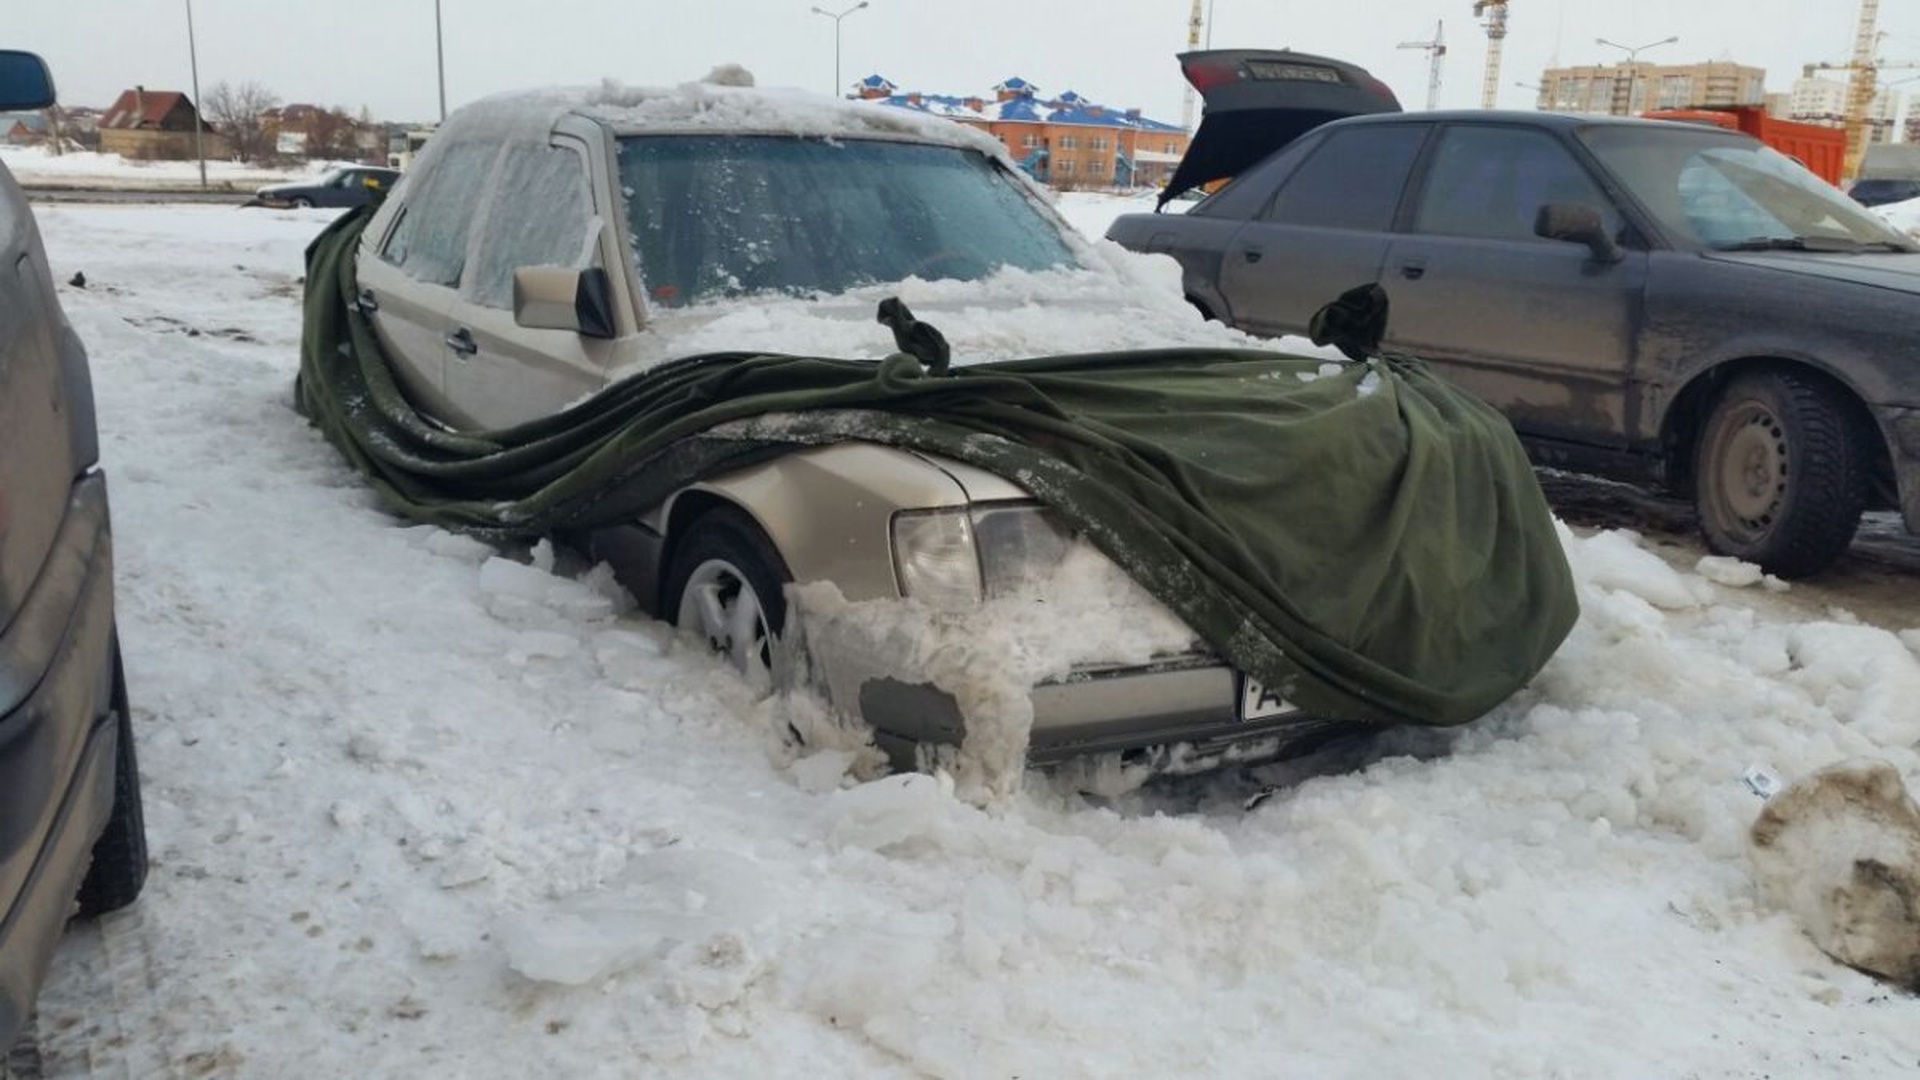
[298,204,1577,729]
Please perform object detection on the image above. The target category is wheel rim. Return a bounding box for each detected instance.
[676,557,775,692]
[1706,399,1788,544]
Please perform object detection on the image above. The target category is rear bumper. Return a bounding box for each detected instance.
[0,474,120,1047]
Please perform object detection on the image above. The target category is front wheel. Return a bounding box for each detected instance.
[664,507,793,694]
[290,196,314,209]
[1694,370,1869,579]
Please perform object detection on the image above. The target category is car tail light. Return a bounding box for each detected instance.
[1181,55,1245,94]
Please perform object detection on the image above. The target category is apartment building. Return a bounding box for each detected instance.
[1534,60,1765,117]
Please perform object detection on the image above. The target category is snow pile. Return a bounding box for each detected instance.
[1874,194,1920,240]
[20,202,1920,1079]
[0,144,313,189]
[1750,759,1920,987]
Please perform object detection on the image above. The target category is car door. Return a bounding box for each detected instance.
[441,138,613,430]
[355,139,501,420]
[1381,123,1649,448]
[1214,123,1427,337]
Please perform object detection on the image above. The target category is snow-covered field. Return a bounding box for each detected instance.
[17,193,1920,1077]
[0,144,314,190]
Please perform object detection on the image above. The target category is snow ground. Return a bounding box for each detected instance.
[20,193,1920,1078]
[0,145,316,191]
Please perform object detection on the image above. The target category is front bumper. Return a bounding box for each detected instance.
[810,632,1360,772]
[0,474,120,1047]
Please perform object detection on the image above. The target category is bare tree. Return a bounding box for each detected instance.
[202,80,279,163]
[302,107,355,161]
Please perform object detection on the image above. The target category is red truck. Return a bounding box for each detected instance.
[1642,105,1845,186]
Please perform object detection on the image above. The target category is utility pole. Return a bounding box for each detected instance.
[185,0,205,188]
[436,0,447,122]
[1398,21,1446,110]
[1182,0,1204,131]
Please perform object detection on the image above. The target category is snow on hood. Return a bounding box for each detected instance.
[611,242,1284,375]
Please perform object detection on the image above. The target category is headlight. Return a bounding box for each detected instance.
[891,503,1073,610]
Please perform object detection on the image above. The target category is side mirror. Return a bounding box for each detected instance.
[513,266,617,339]
[0,50,54,112]
[1535,203,1624,264]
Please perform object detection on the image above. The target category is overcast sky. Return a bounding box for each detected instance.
[17,1,1920,127]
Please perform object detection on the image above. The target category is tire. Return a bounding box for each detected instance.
[291,196,314,209]
[74,636,147,919]
[1694,369,1869,579]
[663,507,794,694]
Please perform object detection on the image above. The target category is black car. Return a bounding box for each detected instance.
[0,50,147,1052]
[252,164,400,209]
[1848,177,1920,208]
[1110,49,1920,577]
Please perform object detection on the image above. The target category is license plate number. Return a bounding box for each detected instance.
[1239,676,1296,721]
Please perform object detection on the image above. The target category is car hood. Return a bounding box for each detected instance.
[1701,249,1920,294]
[1159,49,1400,207]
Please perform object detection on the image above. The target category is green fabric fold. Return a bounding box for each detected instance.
[299,204,1578,729]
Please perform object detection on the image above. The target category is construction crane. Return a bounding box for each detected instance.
[1181,0,1205,131]
[1399,21,1446,110]
[1843,0,1880,180]
[1472,0,1509,109]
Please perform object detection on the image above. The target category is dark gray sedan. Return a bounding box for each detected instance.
[252,165,400,209]
[1111,99,1920,578]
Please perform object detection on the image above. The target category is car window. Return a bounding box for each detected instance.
[380,140,499,288]
[1581,126,1913,251]
[467,143,593,310]
[615,135,1079,307]
[1413,126,1620,243]
[1260,125,1424,231]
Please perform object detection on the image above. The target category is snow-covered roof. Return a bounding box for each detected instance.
[424,67,1006,159]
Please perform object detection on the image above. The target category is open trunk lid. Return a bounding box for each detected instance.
[1160,49,1401,207]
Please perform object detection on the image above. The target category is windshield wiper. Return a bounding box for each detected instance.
[1717,235,1916,254]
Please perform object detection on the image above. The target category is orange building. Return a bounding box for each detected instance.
[857,75,1189,190]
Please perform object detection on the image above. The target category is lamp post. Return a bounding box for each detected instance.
[1596,35,1678,115]
[185,0,205,188]
[809,2,869,98]
[435,0,447,122]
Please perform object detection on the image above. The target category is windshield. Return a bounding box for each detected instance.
[1580,126,1915,252]
[614,135,1081,307]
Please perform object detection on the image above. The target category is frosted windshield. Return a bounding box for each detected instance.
[615,135,1081,307]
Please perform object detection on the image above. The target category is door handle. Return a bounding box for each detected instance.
[1241,247,1264,263]
[1399,264,1426,280]
[444,326,477,355]
[354,288,379,313]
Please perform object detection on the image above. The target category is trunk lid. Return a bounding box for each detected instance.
[1160,49,1402,207]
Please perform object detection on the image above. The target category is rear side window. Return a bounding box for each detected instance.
[1262,125,1424,231]
[1413,126,1619,242]
[467,143,593,310]
[380,140,498,288]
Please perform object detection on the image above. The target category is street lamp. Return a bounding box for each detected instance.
[809,2,869,98]
[1596,35,1679,115]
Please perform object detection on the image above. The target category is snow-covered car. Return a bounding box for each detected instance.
[0,49,147,1053]
[251,164,400,209]
[295,70,1576,791]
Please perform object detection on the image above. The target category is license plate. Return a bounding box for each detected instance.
[1244,60,1343,84]
[1239,675,1296,721]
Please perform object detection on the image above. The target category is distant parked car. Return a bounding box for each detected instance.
[0,49,147,1054]
[1110,48,1920,578]
[1848,177,1920,208]
[251,164,400,209]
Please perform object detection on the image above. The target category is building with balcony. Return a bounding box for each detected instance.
[856,75,1188,190]
[1533,60,1765,117]
[1787,75,1900,145]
